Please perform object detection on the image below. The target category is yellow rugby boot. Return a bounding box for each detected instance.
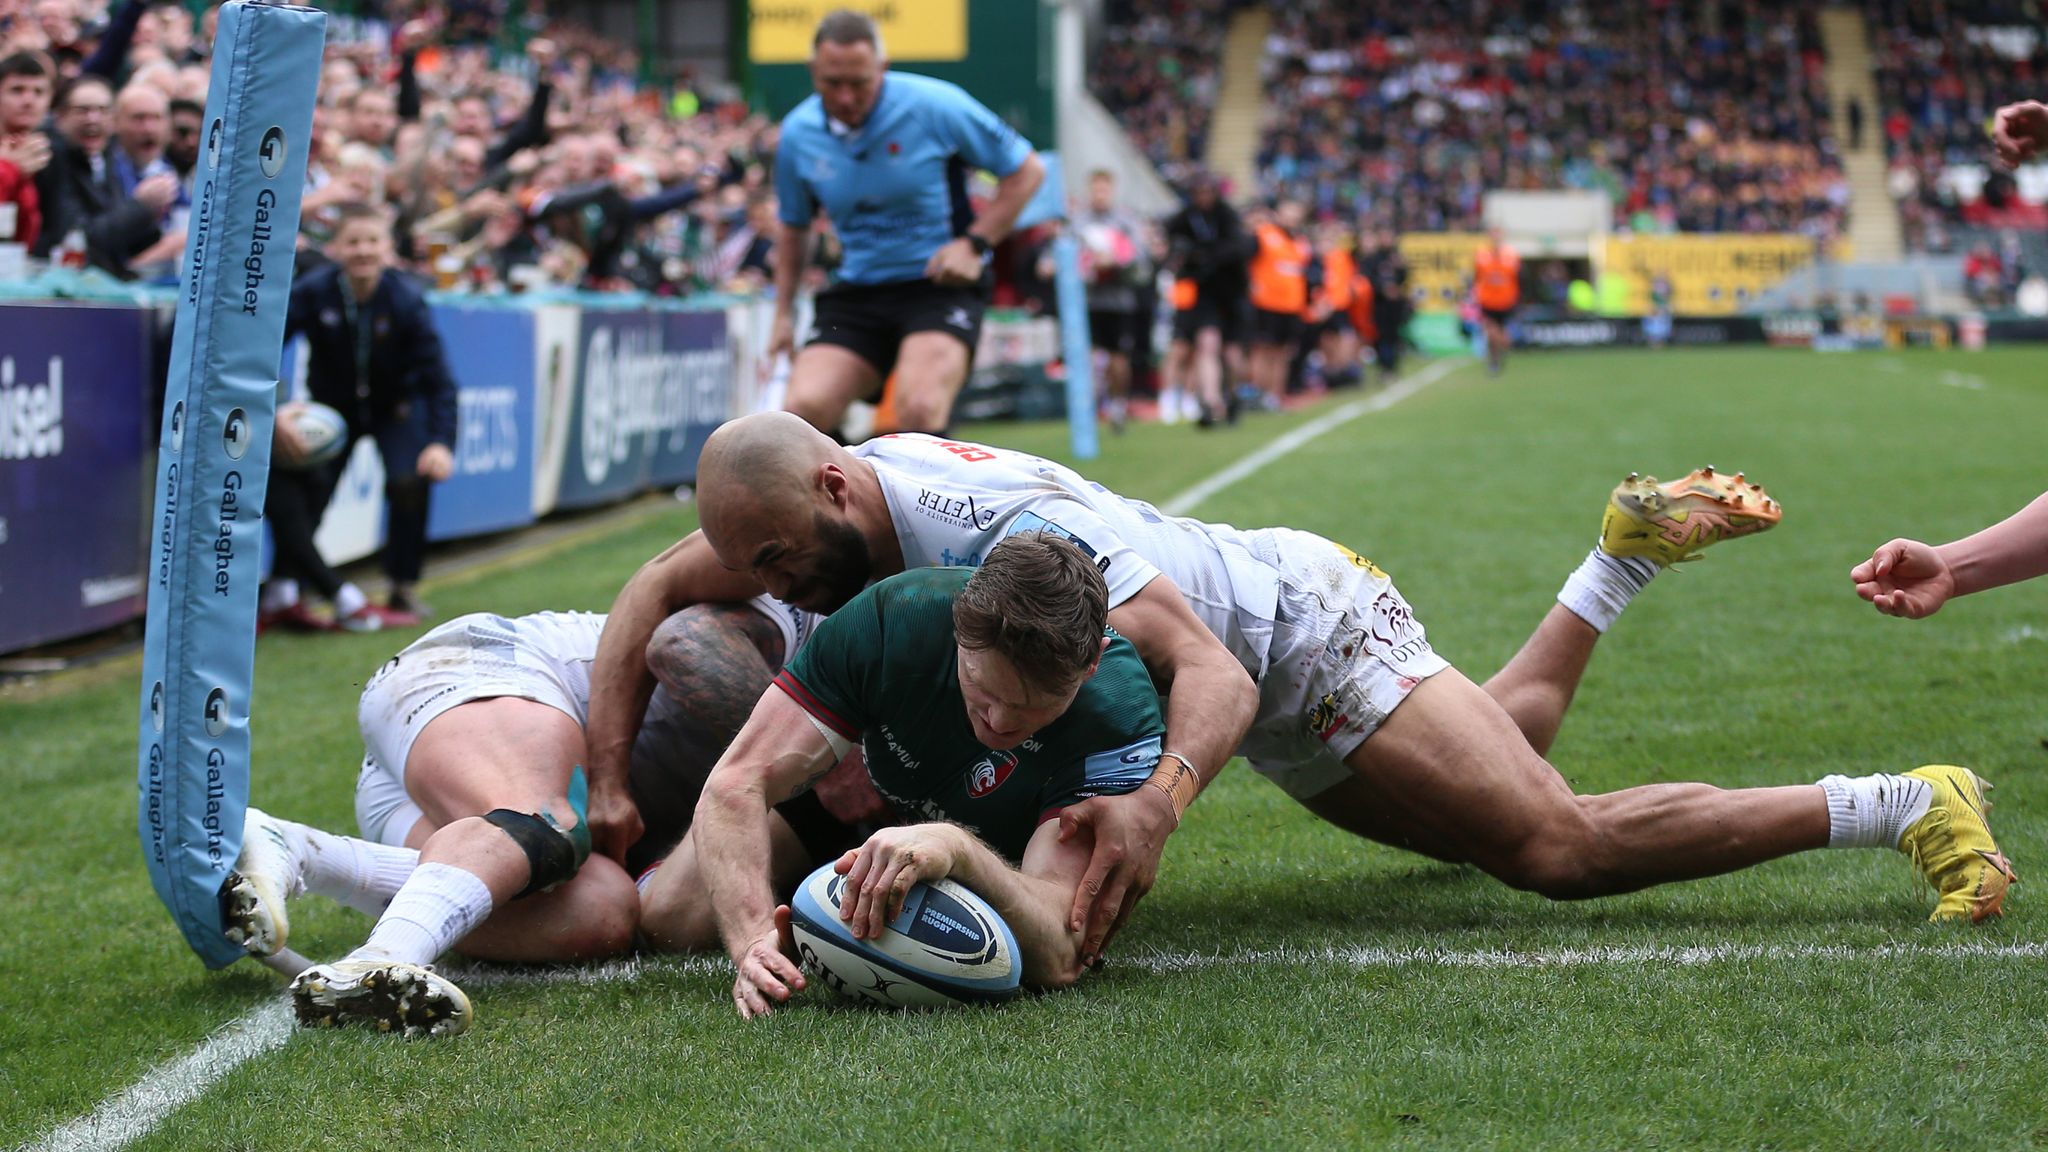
[1600,466,1782,567]
[1898,765,2016,923]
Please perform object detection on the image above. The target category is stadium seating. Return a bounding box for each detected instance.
[1094,0,1851,243]
[1868,0,2048,252]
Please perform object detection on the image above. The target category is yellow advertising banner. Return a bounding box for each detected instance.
[1399,234,1489,313]
[1600,235,1819,316]
[1399,232,1821,316]
[749,1,968,64]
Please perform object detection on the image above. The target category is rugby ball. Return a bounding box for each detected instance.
[274,401,349,470]
[788,861,1021,1008]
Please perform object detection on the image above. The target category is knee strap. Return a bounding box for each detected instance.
[484,765,594,899]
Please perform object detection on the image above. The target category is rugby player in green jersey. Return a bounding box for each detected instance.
[639,533,1170,1016]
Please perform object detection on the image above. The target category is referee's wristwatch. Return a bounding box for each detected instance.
[966,233,993,263]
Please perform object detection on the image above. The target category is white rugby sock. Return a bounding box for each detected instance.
[260,579,299,612]
[294,823,419,915]
[1818,773,1934,849]
[352,862,495,967]
[1556,547,1659,633]
[334,582,369,618]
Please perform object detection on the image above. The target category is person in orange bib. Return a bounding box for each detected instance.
[1472,227,1521,376]
[1305,219,1364,390]
[1247,199,1313,410]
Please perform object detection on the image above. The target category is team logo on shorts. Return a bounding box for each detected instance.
[945,307,972,330]
[1308,692,1348,742]
[967,751,1018,798]
[1333,543,1387,580]
[1368,591,1432,664]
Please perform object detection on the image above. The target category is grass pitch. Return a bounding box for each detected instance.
[7,347,2048,1150]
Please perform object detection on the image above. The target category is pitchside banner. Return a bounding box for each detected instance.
[426,304,538,541]
[137,0,324,969]
[556,307,728,508]
[0,304,152,652]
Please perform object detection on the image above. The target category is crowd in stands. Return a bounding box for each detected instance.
[1870,0,2047,252]
[1092,1,1851,244]
[1089,0,1231,188]
[0,0,798,296]
[1254,1,1846,241]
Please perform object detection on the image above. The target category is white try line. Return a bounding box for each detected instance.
[1121,939,2048,972]
[30,936,2048,1152]
[1160,357,1467,518]
[27,1000,295,1152]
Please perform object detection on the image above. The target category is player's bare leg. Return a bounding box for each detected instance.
[1163,338,1193,422]
[1309,667,2013,921]
[889,331,973,433]
[1480,468,1786,756]
[1316,669,1828,892]
[406,698,635,958]
[783,343,884,437]
[1104,350,1131,432]
[1193,327,1226,424]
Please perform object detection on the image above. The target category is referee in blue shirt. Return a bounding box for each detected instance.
[769,10,1045,435]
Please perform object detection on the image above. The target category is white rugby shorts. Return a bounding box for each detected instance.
[1235,528,1450,798]
[354,598,815,846]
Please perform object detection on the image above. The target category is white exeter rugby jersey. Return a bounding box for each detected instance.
[852,434,1283,678]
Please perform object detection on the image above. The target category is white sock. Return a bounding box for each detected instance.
[1818,773,1934,849]
[351,862,495,967]
[260,579,299,612]
[296,824,419,915]
[334,582,369,618]
[1556,547,1659,633]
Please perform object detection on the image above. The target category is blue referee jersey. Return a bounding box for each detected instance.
[774,70,1034,286]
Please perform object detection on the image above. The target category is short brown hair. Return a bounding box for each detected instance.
[329,201,388,235]
[813,10,882,53]
[954,533,1108,692]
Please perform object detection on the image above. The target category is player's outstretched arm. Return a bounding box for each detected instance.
[837,818,1089,989]
[585,533,765,863]
[1853,491,2048,618]
[696,684,838,1019]
[1062,577,1258,962]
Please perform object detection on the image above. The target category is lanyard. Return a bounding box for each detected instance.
[337,273,374,408]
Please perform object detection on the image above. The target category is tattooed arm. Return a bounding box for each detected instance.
[695,684,842,1017]
[645,603,786,743]
[643,602,886,826]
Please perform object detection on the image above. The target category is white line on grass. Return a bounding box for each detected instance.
[33,937,2048,1151]
[1159,357,1467,517]
[26,1000,294,1152]
[1123,939,2048,972]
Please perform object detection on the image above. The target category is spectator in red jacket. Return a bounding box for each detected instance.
[0,51,50,250]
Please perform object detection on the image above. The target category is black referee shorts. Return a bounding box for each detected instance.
[807,278,988,383]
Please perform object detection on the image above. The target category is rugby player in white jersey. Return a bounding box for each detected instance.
[223,595,878,1036]
[584,412,2013,982]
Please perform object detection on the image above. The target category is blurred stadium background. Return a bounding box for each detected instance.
[5,0,2048,657]
[9,3,2048,1148]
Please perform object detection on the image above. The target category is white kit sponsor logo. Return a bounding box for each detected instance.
[579,326,724,486]
[0,354,62,459]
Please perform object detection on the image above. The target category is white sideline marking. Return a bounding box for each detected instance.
[33,937,2048,1150]
[1122,939,2048,972]
[27,1001,294,1152]
[1159,357,1467,517]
